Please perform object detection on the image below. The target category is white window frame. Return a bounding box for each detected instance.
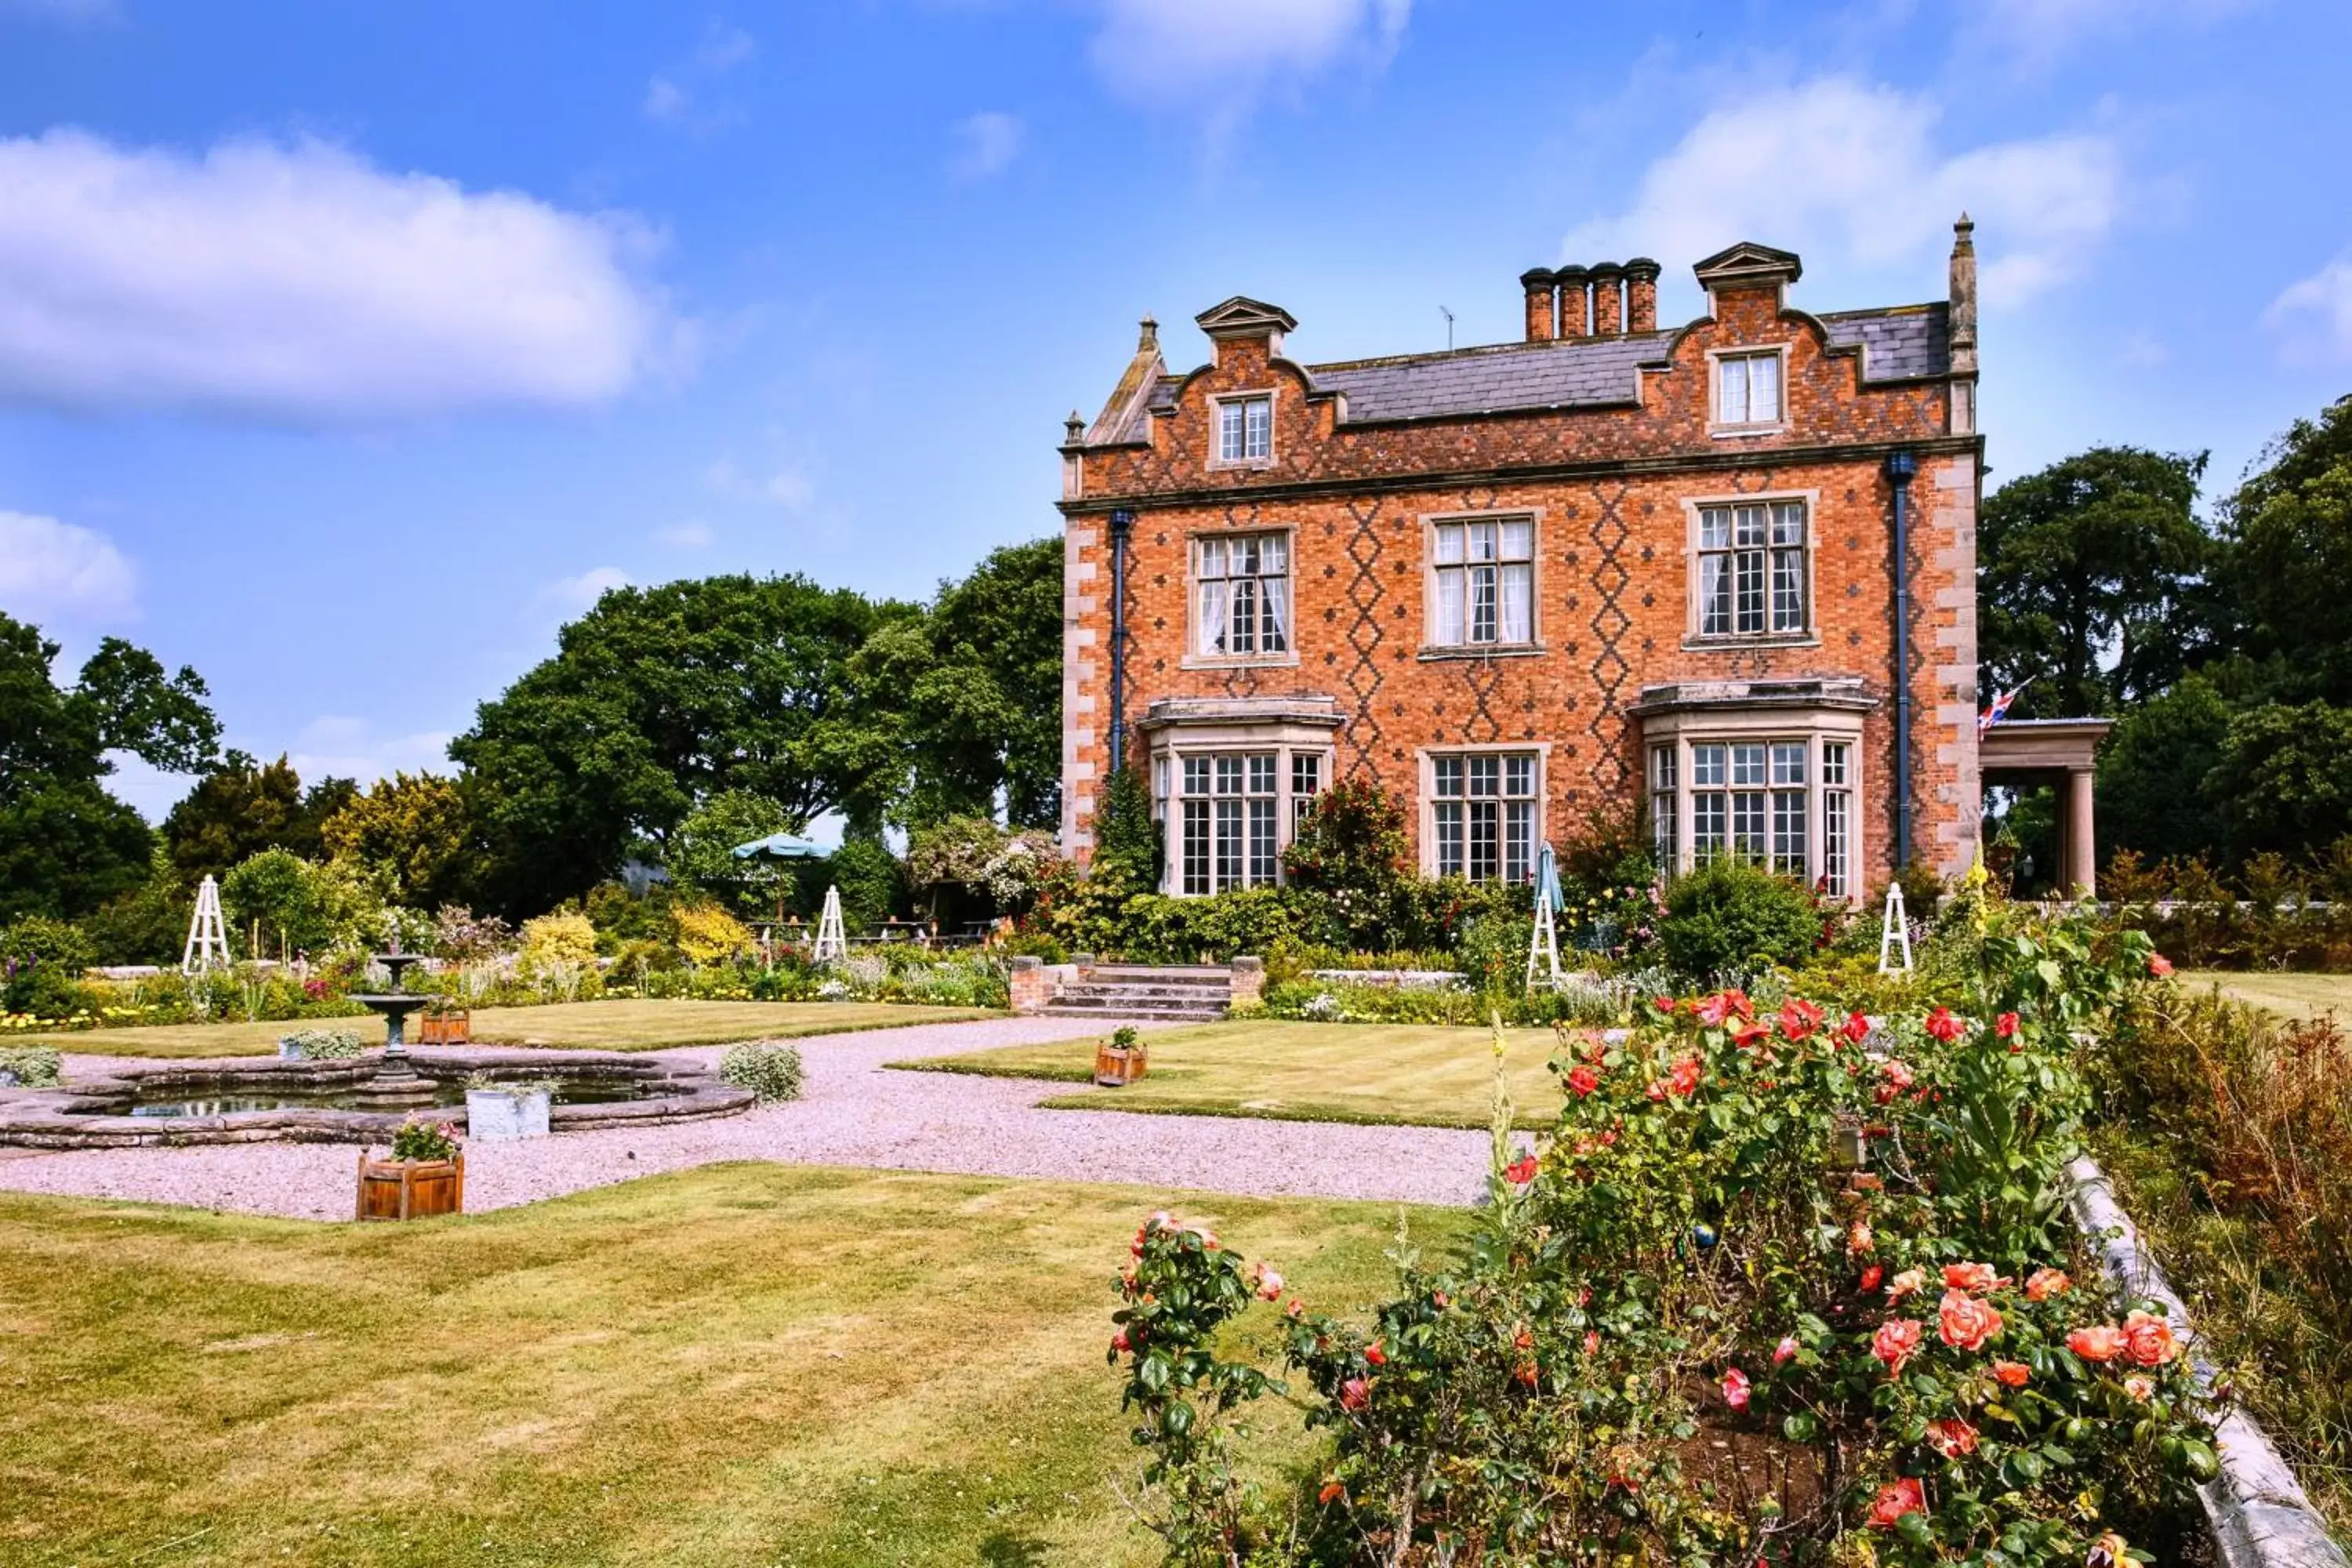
[1417,746,1548,884]
[1150,735,1333,896]
[1187,528,1296,666]
[1207,390,1277,470]
[1642,717,1862,901]
[1422,510,1541,655]
[1682,490,1819,647]
[1708,347,1788,435]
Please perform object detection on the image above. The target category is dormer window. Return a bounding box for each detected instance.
[1215,394,1273,464]
[1715,350,1784,429]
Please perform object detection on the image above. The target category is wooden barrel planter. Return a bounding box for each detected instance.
[1094,1040,1148,1087]
[417,1010,471,1046]
[356,1150,463,1221]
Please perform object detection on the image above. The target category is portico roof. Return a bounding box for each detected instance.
[1978,717,2111,773]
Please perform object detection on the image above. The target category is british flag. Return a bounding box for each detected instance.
[1977,682,2024,734]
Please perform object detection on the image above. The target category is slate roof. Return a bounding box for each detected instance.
[1106,303,1949,441]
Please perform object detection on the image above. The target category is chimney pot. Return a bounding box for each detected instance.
[1519,268,1557,343]
[1590,262,1626,336]
[1554,265,1590,337]
[1624,258,1661,333]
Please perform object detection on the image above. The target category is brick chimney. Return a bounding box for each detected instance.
[1590,263,1626,336]
[1625,258,1661,332]
[1519,268,1556,343]
[1555,265,1590,337]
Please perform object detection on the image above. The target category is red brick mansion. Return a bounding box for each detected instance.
[1054,226,2016,902]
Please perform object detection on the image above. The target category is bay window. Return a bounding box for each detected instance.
[1155,742,1332,895]
[1649,730,1857,897]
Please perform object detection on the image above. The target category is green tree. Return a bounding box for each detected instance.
[821,833,904,931]
[666,789,797,913]
[2206,701,2352,862]
[1977,447,2213,717]
[452,575,908,916]
[917,538,1062,827]
[319,771,473,909]
[2094,674,2232,865]
[0,612,219,920]
[220,849,384,959]
[2220,394,2352,704]
[1090,767,1159,891]
[165,753,352,882]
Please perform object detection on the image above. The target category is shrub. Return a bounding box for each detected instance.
[671,901,753,965]
[518,910,597,975]
[0,1045,61,1087]
[1091,767,1160,891]
[1280,778,1408,895]
[824,835,904,930]
[0,916,94,976]
[281,1027,361,1060]
[1657,857,1820,979]
[719,1040,804,1103]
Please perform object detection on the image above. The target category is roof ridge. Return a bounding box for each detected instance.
[1311,331,1672,376]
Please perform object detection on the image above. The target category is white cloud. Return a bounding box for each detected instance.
[1971,0,2259,65]
[1561,78,2121,310]
[705,453,816,512]
[764,470,815,511]
[0,129,686,423]
[0,510,138,626]
[654,519,714,549]
[285,715,454,786]
[948,111,1025,180]
[1088,0,1409,129]
[643,19,756,130]
[643,76,691,123]
[534,566,630,621]
[2267,254,2352,362]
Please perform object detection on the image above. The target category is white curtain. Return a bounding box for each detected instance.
[1261,575,1289,652]
[1433,567,1465,645]
[1500,564,1532,643]
[1198,580,1228,655]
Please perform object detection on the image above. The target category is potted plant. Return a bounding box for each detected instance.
[355,1114,464,1220]
[464,1074,552,1141]
[418,997,471,1046]
[1094,1024,1148,1087]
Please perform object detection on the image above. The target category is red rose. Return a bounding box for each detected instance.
[1110,1329,1131,1355]
[1868,1476,1925,1529]
[1941,1261,2005,1294]
[1938,1289,2002,1352]
[1840,1011,1872,1044]
[1339,1377,1370,1410]
[1925,1417,1978,1457]
[1584,1329,1600,1355]
[1364,1339,1387,1366]
[1860,1264,1884,1293]
[1721,1367,1751,1409]
[2149,953,2173,978]
[1669,1055,1702,1096]
[1651,995,1677,1012]
[1318,1479,1346,1506]
[1503,1155,1539,1185]
[2024,1268,2071,1301]
[1779,997,1824,1040]
[1994,1011,2020,1039]
[1567,1065,1601,1097]
[1871,1316,1921,1374]
[1925,1007,1964,1043]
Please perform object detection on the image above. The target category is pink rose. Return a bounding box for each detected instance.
[1721,1367,1751,1410]
[1938,1289,2003,1352]
[1871,1317,1922,1375]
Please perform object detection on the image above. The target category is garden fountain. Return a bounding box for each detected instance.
[348,935,437,1106]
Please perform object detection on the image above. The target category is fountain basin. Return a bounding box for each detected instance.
[0,1049,753,1149]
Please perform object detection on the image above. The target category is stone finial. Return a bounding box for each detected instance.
[1138,315,1159,351]
[1064,409,1085,444]
[1948,213,1978,376]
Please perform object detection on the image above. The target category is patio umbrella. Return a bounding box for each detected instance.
[730,833,828,927]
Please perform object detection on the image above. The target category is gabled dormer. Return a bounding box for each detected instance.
[1692,241,1804,314]
[1194,296,1298,366]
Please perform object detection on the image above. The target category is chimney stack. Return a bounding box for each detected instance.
[1520,268,1556,343]
[1555,265,1590,337]
[1625,258,1661,332]
[1947,214,1978,434]
[1590,263,1626,336]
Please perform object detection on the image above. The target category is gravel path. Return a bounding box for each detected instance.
[2,1017,1494,1221]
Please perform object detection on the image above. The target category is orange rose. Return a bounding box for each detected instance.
[1867,1475,1926,1529]
[2121,1308,2180,1367]
[2024,1267,2071,1301]
[1938,1289,2002,1352]
[1991,1359,2030,1387]
[1941,1261,2005,1294]
[1886,1268,1928,1304]
[2067,1324,2127,1363]
[1871,1317,1924,1375]
[1925,1417,1978,1457]
[2124,1374,2156,1402]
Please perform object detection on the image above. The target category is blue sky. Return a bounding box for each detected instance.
[2,0,2347,819]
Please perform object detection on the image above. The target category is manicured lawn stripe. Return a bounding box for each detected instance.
[19,1000,999,1058]
[0,1163,1457,1566]
[2180,969,2352,1022]
[895,1018,1573,1129]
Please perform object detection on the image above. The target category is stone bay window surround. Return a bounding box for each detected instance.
[1061,224,2000,899]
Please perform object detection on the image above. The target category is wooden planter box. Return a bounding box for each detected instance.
[416,1011,471,1046]
[1094,1042,1149,1087]
[356,1151,464,1221]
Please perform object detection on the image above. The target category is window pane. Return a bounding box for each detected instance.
[1699,507,1731,549]
[1824,790,1849,897]
[1433,523,1464,565]
[1731,744,1767,786]
[1468,800,1499,882]
[1199,538,1226,579]
[1470,564,1497,643]
[1500,564,1532,643]
[1751,354,1780,422]
[1700,554,1731,637]
[1823,742,1849,786]
[1771,501,1805,546]
[1693,793,1726,859]
[1292,752,1320,796]
[1650,745,1677,790]
[1773,789,1807,876]
[1435,757,1464,797]
[1736,547,1765,633]
[1770,742,1806,785]
[1731,791,1766,858]
[1249,799,1278,884]
[1435,802,1464,877]
[1215,800,1243,889]
[1183,757,1210,796]
[1432,567,1465,645]
[1469,521,1497,561]
[1259,532,1288,574]
[1653,790,1678,868]
[1501,518,1534,560]
[1243,397,1272,459]
[1771,548,1806,632]
[1218,403,1243,462]
[1229,578,1257,654]
[1504,754,1534,797]
[1247,753,1276,796]
[1504,802,1533,884]
[1468,755,1500,797]
[1260,575,1289,653]
[1720,358,1748,424]
[1734,506,1767,547]
[1692,744,1726,787]
[1215,755,1242,795]
[1182,800,1210,895]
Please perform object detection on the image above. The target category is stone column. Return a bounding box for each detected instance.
[2065,768,2098,897]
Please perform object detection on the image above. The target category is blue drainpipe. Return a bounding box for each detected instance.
[1885,450,1918,869]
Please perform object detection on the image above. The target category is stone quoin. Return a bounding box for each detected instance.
[1057,225,2001,900]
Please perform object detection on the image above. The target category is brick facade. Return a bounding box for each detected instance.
[1058,231,1984,898]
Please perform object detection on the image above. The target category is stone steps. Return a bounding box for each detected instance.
[1041,964,1235,1023]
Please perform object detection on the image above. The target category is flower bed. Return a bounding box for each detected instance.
[1106,907,2230,1566]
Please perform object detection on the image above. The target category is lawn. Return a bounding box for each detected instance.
[0,1163,1457,1567]
[2180,969,2352,1021]
[898,1018,1573,1128]
[24,1000,997,1059]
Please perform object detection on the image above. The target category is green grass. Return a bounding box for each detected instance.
[897,1018,1573,1129]
[0,1163,1457,1566]
[22,1000,998,1059]
[2181,969,2352,1021]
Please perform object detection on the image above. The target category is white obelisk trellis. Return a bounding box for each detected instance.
[1877,881,1915,975]
[181,874,233,975]
[1525,842,1564,990]
[811,884,848,963]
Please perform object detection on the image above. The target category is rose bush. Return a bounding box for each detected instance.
[1106,903,2218,1566]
